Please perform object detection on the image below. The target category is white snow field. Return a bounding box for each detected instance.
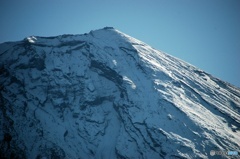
[0,27,239,158]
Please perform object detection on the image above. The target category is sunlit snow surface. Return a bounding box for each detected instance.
[0,27,239,158]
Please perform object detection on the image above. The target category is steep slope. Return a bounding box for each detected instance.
[0,27,239,159]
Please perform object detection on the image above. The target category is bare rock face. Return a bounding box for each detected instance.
[0,27,239,159]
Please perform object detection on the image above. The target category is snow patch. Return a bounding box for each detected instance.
[27,36,37,43]
[112,59,117,66]
[123,75,136,89]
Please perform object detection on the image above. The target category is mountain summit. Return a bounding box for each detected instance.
[0,27,239,158]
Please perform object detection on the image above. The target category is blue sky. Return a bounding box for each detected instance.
[0,0,239,87]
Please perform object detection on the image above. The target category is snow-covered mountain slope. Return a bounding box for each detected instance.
[0,27,239,159]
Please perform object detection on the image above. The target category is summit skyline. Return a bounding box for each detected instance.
[0,0,239,87]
